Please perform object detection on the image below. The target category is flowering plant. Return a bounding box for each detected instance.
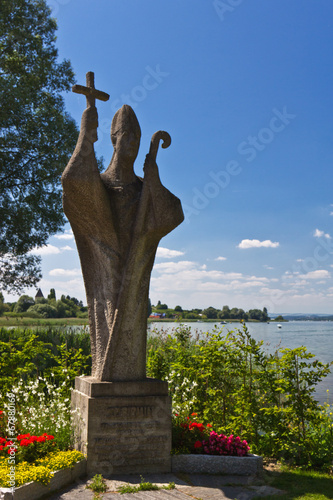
[172,413,213,454]
[0,433,56,463]
[0,450,84,487]
[202,431,250,456]
[172,413,250,456]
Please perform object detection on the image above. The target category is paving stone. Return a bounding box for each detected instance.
[103,490,190,499]
[186,474,255,487]
[43,473,284,500]
[45,480,94,499]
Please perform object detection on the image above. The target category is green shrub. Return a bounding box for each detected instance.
[27,304,58,318]
[147,324,333,469]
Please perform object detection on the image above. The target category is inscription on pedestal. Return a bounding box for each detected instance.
[106,405,154,419]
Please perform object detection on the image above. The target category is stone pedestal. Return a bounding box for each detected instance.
[71,376,172,475]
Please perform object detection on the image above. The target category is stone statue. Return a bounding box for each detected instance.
[62,72,184,382]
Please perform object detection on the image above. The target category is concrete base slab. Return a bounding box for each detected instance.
[172,454,263,475]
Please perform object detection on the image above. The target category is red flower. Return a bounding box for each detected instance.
[207,424,212,428]
[17,434,30,440]
[46,435,54,440]
[189,422,205,432]
[19,439,31,447]
[191,413,198,417]
[194,440,203,448]
[37,436,46,443]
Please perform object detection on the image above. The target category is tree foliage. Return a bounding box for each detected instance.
[147,325,333,468]
[0,0,78,292]
[6,291,87,318]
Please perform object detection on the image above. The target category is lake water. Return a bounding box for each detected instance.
[149,321,333,405]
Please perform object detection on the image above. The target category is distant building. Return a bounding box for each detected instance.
[35,288,44,301]
[149,312,166,319]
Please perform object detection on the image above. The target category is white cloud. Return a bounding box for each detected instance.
[156,247,185,259]
[49,268,82,277]
[154,260,195,273]
[314,228,331,239]
[151,260,274,301]
[238,239,280,249]
[30,245,61,256]
[263,265,274,269]
[299,270,331,280]
[54,230,74,240]
[215,256,227,261]
[30,244,75,256]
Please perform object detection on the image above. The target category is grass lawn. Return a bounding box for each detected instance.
[258,465,333,500]
[0,316,88,328]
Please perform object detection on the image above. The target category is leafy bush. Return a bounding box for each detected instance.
[147,324,333,469]
[27,304,58,318]
[0,327,91,395]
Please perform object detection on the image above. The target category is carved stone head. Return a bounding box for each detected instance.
[111,105,141,161]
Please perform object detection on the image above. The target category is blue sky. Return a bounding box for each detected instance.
[6,0,333,313]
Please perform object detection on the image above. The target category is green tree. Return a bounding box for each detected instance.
[147,298,152,318]
[219,305,230,319]
[47,288,56,300]
[0,292,5,316]
[27,303,57,318]
[262,307,269,321]
[13,294,34,313]
[0,0,78,292]
[202,306,218,319]
[156,300,168,310]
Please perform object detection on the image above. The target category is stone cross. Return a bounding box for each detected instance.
[72,71,110,107]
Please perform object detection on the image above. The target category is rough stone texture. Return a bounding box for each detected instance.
[0,459,86,500]
[72,377,172,475]
[62,74,184,382]
[171,454,263,475]
[41,472,285,500]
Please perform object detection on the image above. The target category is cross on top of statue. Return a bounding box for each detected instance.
[72,71,109,107]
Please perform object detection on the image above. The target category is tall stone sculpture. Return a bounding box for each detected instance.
[62,72,184,382]
[64,72,184,475]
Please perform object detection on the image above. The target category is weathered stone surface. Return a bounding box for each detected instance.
[62,72,184,382]
[72,377,172,475]
[171,454,263,475]
[75,376,169,397]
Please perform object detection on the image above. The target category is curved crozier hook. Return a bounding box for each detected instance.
[148,130,171,161]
